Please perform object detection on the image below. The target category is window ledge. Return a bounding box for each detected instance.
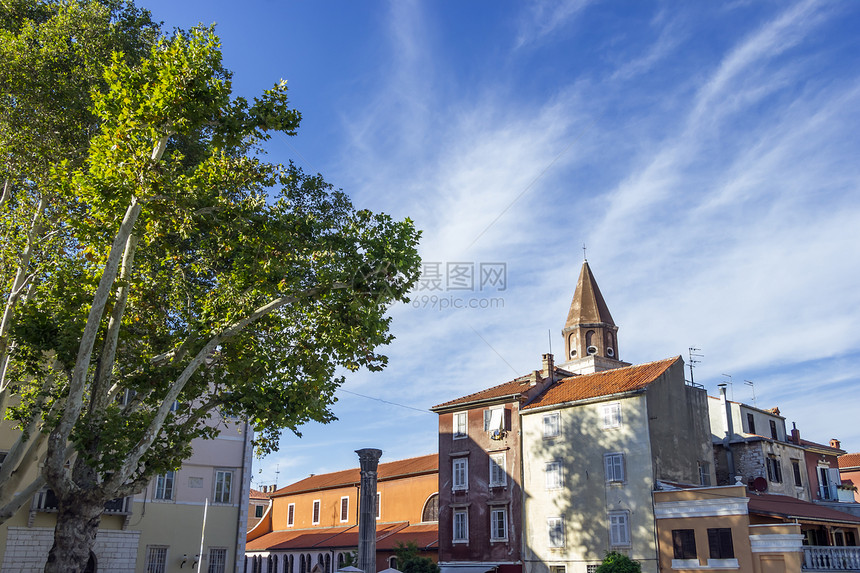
[706,559,738,569]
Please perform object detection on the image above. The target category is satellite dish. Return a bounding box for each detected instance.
[752,477,768,492]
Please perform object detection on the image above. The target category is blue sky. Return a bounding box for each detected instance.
[140,0,860,488]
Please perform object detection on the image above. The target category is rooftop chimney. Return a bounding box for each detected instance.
[791,422,800,445]
[831,439,841,449]
[719,384,736,482]
[542,353,554,380]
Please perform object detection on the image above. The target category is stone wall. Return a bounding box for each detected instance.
[1,527,139,573]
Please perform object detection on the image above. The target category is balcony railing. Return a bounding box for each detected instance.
[33,489,132,515]
[804,546,860,570]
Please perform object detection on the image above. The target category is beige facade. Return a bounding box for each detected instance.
[520,358,714,573]
[653,485,803,573]
[0,417,253,573]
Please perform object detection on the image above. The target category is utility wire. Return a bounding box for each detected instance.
[338,388,433,415]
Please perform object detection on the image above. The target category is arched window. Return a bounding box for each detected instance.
[337,553,345,570]
[288,554,294,573]
[389,557,399,570]
[421,493,439,522]
[324,553,331,573]
[84,552,97,573]
[300,554,306,573]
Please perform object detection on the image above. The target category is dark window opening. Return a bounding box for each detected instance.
[770,419,778,440]
[767,456,783,483]
[747,413,756,435]
[708,528,735,559]
[672,529,697,560]
[792,460,803,487]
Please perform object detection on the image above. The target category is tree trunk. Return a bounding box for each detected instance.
[44,497,103,573]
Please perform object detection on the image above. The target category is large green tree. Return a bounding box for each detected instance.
[0,2,421,572]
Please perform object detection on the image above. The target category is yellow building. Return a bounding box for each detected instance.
[654,483,860,572]
[0,417,253,573]
[246,454,439,573]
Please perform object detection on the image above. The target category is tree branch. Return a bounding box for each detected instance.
[0,195,47,393]
[105,285,330,491]
[45,197,142,486]
[90,233,139,416]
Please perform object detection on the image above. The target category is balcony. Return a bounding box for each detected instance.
[804,546,860,571]
[29,489,133,528]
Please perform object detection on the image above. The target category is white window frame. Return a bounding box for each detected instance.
[208,547,228,573]
[340,496,350,523]
[484,407,504,432]
[287,503,295,527]
[489,452,506,487]
[546,461,562,490]
[312,499,321,525]
[490,506,508,542]
[543,412,560,438]
[376,491,381,520]
[453,508,469,543]
[154,471,175,500]
[453,457,468,491]
[604,453,625,483]
[609,511,630,547]
[453,411,467,439]
[699,461,712,486]
[213,469,233,504]
[548,517,565,548]
[602,403,622,429]
[145,545,168,573]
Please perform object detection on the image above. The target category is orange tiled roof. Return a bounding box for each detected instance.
[431,377,530,410]
[246,523,411,552]
[250,489,270,500]
[431,366,574,411]
[839,453,860,469]
[522,356,681,410]
[376,523,439,550]
[273,454,437,497]
[747,492,860,524]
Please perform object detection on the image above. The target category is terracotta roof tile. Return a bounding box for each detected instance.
[273,454,437,497]
[376,523,439,550]
[747,492,860,524]
[246,523,409,552]
[431,378,531,410]
[839,453,860,469]
[800,438,845,454]
[431,366,574,411]
[522,356,681,410]
[250,489,270,500]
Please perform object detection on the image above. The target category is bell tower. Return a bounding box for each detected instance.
[561,260,626,373]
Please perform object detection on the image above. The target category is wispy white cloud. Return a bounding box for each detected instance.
[258,0,860,483]
[514,0,594,50]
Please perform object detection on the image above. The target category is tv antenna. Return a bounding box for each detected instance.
[721,374,734,401]
[688,347,703,385]
[274,464,280,489]
[744,380,756,408]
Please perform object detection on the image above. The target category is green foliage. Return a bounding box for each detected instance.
[393,542,439,573]
[0,0,420,517]
[594,551,642,573]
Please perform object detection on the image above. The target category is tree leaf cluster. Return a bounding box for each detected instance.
[0,4,421,562]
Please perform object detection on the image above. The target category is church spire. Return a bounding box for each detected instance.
[562,261,620,365]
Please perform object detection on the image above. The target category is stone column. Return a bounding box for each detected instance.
[355,448,383,573]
